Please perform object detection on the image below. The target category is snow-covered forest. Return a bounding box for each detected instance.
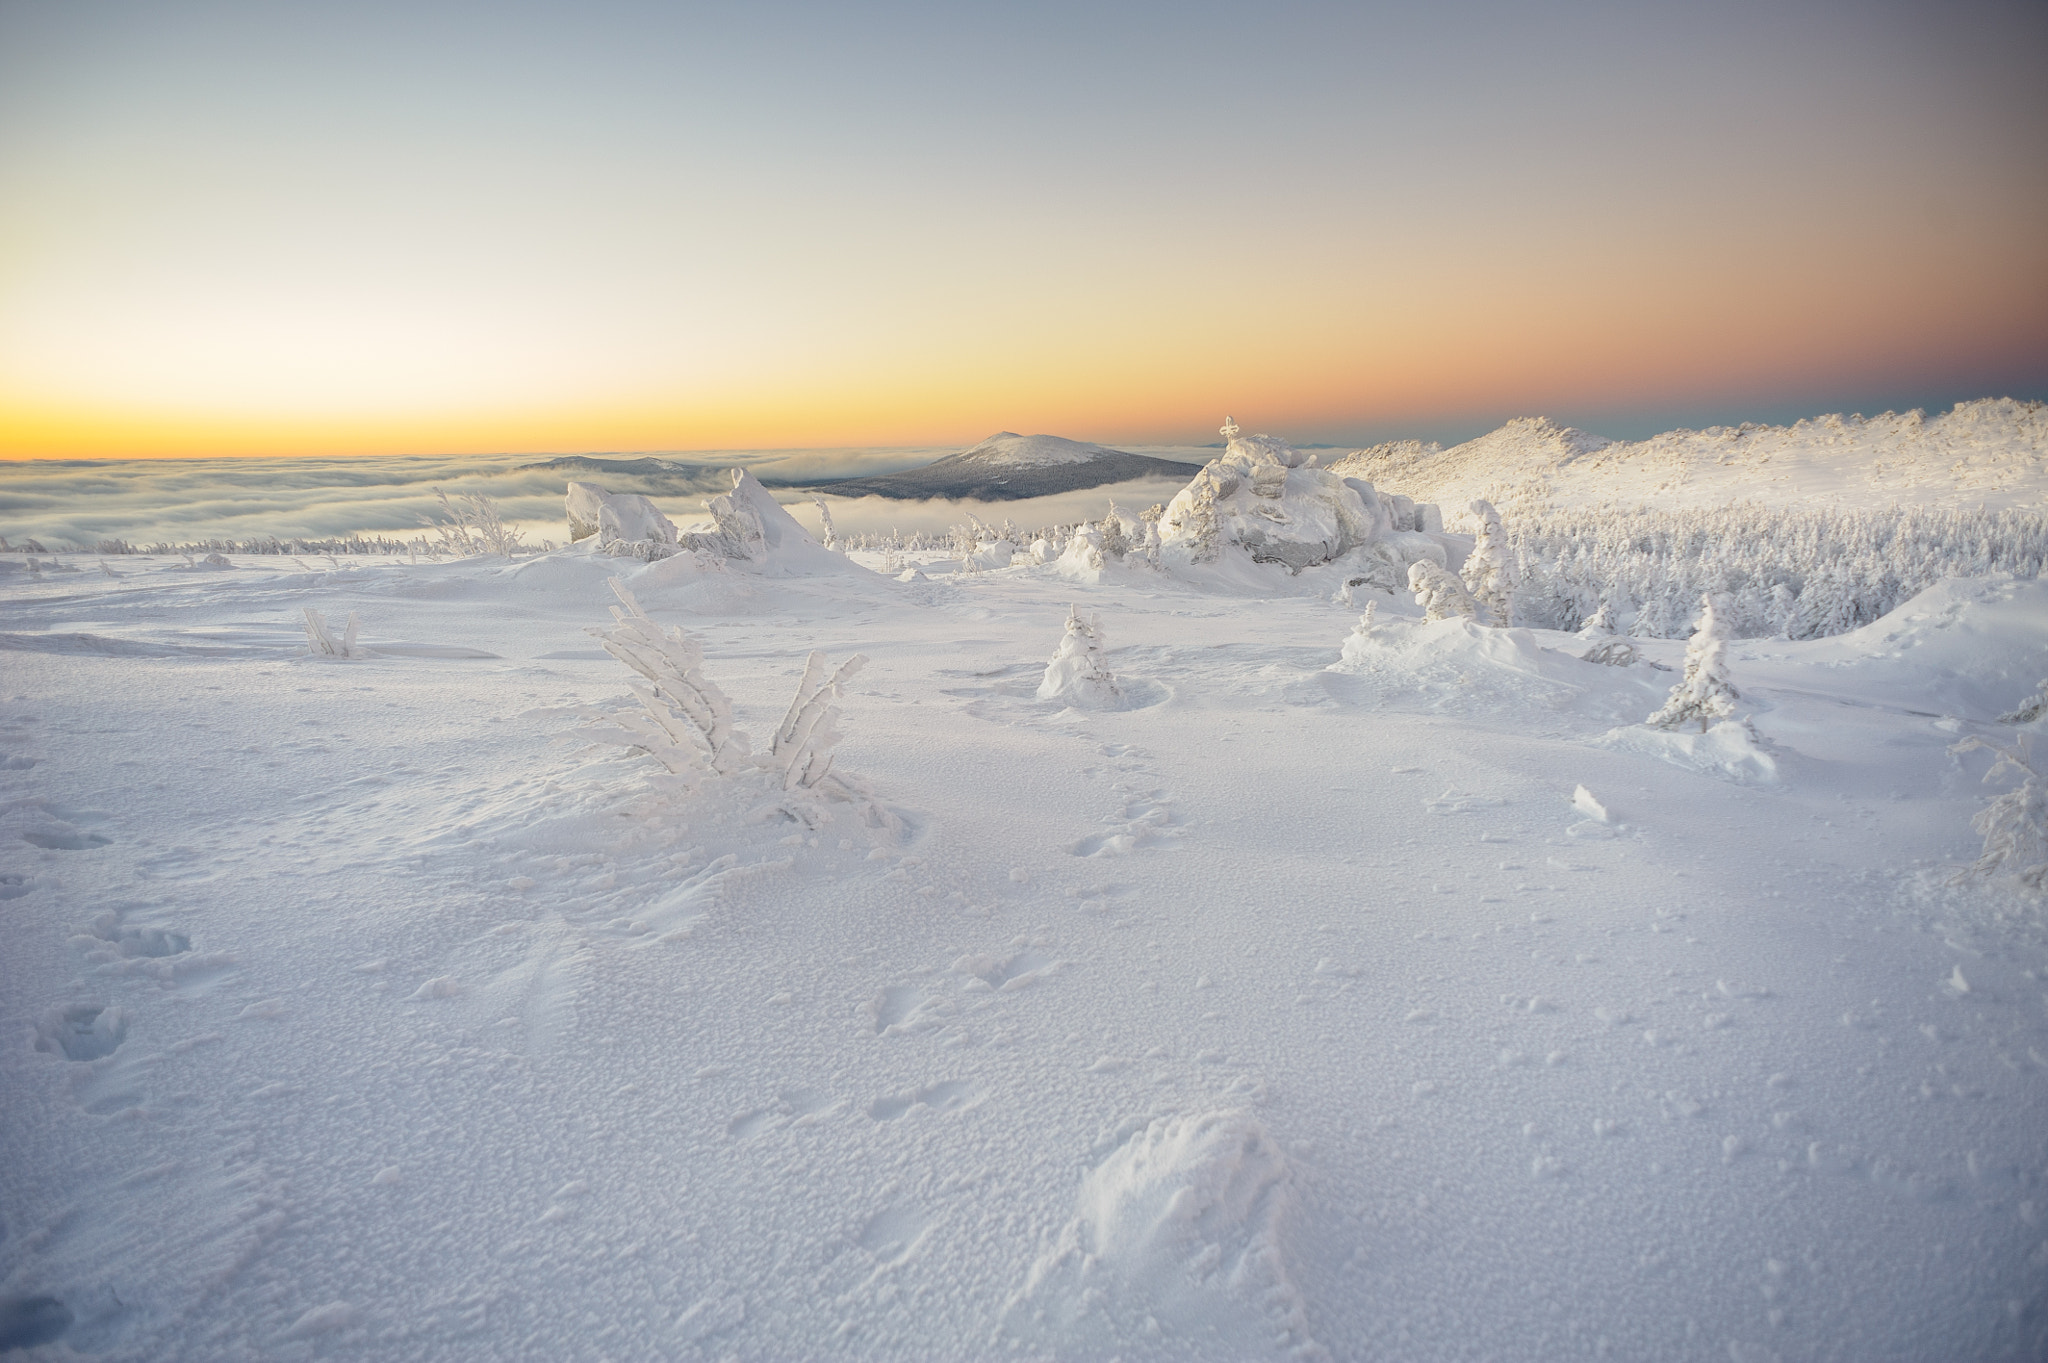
[3,403,2047,1361]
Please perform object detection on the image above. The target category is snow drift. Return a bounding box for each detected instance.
[1003,1109,1322,1360]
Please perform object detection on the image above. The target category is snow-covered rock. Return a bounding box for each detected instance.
[1158,427,1446,583]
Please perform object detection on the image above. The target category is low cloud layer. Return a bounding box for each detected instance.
[0,451,1212,550]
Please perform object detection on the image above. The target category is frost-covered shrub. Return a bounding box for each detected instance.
[1949,735,2047,892]
[1037,606,1122,708]
[581,580,882,819]
[1408,561,1479,622]
[586,580,751,778]
[1646,595,1741,732]
[302,607,365,659]
[433,489,527,556]
[768,651,866,791]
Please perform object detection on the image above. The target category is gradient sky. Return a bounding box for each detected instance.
[2,0,2045,459]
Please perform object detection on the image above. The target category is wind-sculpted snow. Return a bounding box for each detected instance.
[1003,1109,1323,1360]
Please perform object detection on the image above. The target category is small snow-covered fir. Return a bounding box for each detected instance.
[1646,594,1742,732]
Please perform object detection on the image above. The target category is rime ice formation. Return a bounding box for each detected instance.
[570,470,869,576]
[1158,420,1446,581]
[566,481,678,551]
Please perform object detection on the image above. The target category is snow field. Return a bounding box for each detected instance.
[1,543,2046,1360]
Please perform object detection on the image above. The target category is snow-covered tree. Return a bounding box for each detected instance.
[810,497,838,551]
[1460,499,1515,625]
[1098,504,1132,561]
[1998,679,2048,725]
[1577,600,1616,638]
[1408,560,1480,622]
[1949,734,2048,891]
[1036,606,1122,707]
[1646,594,1741,731]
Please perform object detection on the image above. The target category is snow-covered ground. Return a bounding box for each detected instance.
[3,501,2047,1360]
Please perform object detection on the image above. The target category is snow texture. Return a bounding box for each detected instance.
[3,417,2048,1362]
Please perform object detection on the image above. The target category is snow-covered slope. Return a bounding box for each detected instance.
[3,538,2045,1361]
[1333,397,2048,514]
[817,432,1204,502]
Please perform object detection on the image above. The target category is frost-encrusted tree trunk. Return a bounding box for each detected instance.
[1408,561,1479,622]
[1646,594,1741,732]
[769,651,867,790]
[587,579,752,776]
[1949,735,2048,891]
[1460,499,1515,626]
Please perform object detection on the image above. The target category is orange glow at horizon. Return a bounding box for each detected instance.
[2,2,2043,462]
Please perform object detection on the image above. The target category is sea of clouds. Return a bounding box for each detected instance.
[0,448,1207,551]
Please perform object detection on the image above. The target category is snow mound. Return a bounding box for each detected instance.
[1741,576,2048,722]
[1158,429,1447,583]
[1003,1109,1323,1360]
[958,431,1127,467]
[1596,720,1780,786]
[1328,616,1665,725]
[1332,398,2048,514]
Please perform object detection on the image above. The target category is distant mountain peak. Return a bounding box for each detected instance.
[951,432,1128,468]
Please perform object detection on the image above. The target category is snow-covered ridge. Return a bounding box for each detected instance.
[1332,397,2048,514]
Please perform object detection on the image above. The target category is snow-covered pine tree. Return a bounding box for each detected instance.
[1646,594,1741,732]
[1460,499,1514,625]
[1035,606,1123,707]
[1949,734,2048,891]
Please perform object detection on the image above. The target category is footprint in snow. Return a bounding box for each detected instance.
[869,1079,976,1121]
[35,1003,128,1061]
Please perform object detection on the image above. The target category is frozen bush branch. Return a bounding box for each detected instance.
[302,607,365,659]
[586,579,750,776]
[771,650,868,791]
